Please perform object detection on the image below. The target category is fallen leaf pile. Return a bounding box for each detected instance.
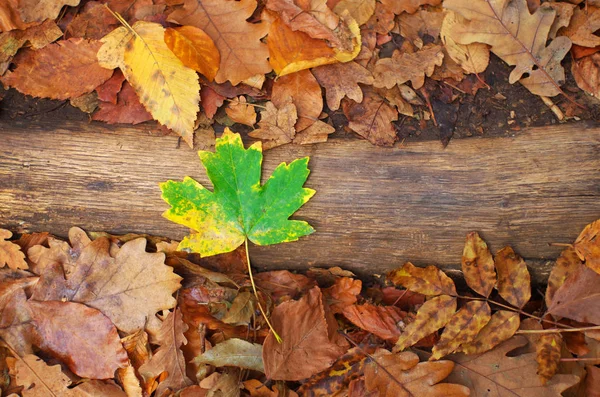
[1,214,600,394]
[1,0,599,148]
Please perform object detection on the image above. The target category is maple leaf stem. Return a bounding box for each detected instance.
[560,357,600,362]
[244,238,282,343]
[516,324,600,334]
[225,99,267,110]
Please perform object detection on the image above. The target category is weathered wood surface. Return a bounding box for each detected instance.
[1,119,599,281]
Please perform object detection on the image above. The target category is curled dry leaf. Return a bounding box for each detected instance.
[323,276,362,313]
[263,286,349,380]
[560,6,600,48]
[460,310,520,355]
[574,218,600,273]
[222,291,255,325]
[545,246,583,308]
[98,21,200,147]
[0,229,27,270]
[293,119,335,145]
[373,45,444,90]
[249,99,298,149]
[572,53,600,98]
[494,247,531,309]
[342,86,398,146]
[462,232,496,297]
[168,0,271,85]
[1,38,112,100]
[443,0,571,97]
[440,11,489,75]
[272,69,323,132]
[395,295,457,352]
[138,309,194,396]
[342,303,406,341]
[29,300,128,379]
[431,300,491,360]
[312,61,374,111]
[364,350,470,397]
[387,262,457,296]
[536,333,562,384]
[195,338,264,372]
[547,264,600,325]
[225,96,257,127]
[447,336,580,396]
[164,25,220,82]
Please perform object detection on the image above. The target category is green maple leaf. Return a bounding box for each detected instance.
[160,128,316,256]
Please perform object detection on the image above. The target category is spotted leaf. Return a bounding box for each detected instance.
[388,262,456,296]
[462,232,496,297]
[495,247,531,308]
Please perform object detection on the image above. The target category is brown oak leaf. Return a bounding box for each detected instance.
[323,276,362,313]
[572,53,600,98]
[225,96,257,126]
[373,44,444,90]
[312,61,374,111]
[574,218,600,274]
[0,229,27,270]
[0,276,38,355]
[380,0,442,15]
[272,69,323,131]
[561,6,600,48]
[249,99,298,149]
[293,119,335,145]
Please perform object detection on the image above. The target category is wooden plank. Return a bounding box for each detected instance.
[1,119,599,282]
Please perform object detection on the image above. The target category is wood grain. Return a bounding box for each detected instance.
[1,119,599,282]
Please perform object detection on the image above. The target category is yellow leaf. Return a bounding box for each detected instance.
[98,21,200,147]
[495,246,531,308]
[536,334,563,384]
[462,231,496,297]
[574,218,600,274]
[0,229,27,270]
[387,262,456,296]
[440,10,489,75]
[460,310,520,354]
[333,0,376,26]
[164,25,220,82]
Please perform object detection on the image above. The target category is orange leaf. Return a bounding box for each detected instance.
[249,99,298,149]
[0,229,27,270]
[272,69,323,131]
[380,0,442,14]
[312,61,373,111]
[323,276,362,313]
[495,246,531,308]
[462,231,496,297]
[225,96,257,126]
[342,303,406,342]
[164,25,220,82]
[535,334,563,384]
[387,262,457,296]
[574,218,600,274]
[545,246,583,308]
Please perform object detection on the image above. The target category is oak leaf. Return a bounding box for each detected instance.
[0,229,27,270]
[29,300,128,379]
[195,338,264,372]
[459,310,520,355]
[249,99,297,149]
[443,0,572,97]
[342,303,405,341]
[98,21,200,147]
[462,232,496,297]
[1,38,112,100]
[312,61,373,111]
[373,44,444,90]
[547,264,600,325]
[388,262,457,296]
[160,129,315,256]
[225,96,256,126]
[397,9,444,46]
[272,69,323,131]
[535,334,562,384]
[364,350,470,397]
[293,120,336,145]
[446,336,580,396]
[342,86,398,146]
[440,11,489,75]
[545,246,583,308]
[31,229,182,334]
[138,309,194,396]
[0,0,78,31]
[560,6,600,48]
[395,295,457,352]
[333,0,376,26]
[323,276,362,313]
[263,286,349,380]
[495,247,531,309]
[168,0,271,85]
[574,218,600,274]
[572,53,600,98]
[380,0,442,15]
[164,25,220,82]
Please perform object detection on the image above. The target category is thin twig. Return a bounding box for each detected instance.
[517,325,600,334]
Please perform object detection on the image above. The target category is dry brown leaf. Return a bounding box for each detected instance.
[139,309,194,396]
[29,300,128,379]
[0,0,34,31]
[460,310,520,355]
[363,1,395,35]
[431,301,491,360]
[373,44,444,90]
[0,0,78,32]
[195,338,263,372]
[380,0,442,15]
[495,247,531,309]
[342,303,405,341]
[364,350,470,397]
[312,61,374,111]
[93,80,153,125]
[323,276,362,313]
[249,100,298,149]
[443,0,571,97]
[272,69,323,131]
[395,295,457,351]
[254,270,316,301]
[388,262,457,296]
[440,11,490,75]
[447,336,580,396]
[375,86,414,116]
[200,84,225,119]
[225,96,257,126]
[547,264,600,325]
[164,25,220,82]
[462,232,496,298]
[342,86,398,146]
[293,119,335,145]
[0,277,37,355]
[542,2,575,39]
[561,6,600,48]
[222,291,255,325]
[333,0,376,26]
[1,38,112,100]
[572,53,600,98]
[263,286,349,380]
[31,228,182,333]
[168,0,271,85]
[545,246,583,308]
[65,1,121,40]
[587,365,600,397]
[397,8,444,46]
[535,333,562,384]
[574,218,600,273]
[0,229,27,270]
